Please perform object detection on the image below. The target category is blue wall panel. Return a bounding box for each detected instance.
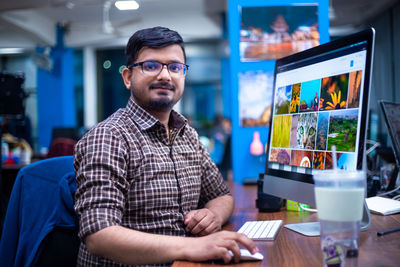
[37,26,76,149]
[228,0,329,182]
[221,58,232,119]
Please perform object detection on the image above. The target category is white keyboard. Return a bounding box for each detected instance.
[237,220,282,241]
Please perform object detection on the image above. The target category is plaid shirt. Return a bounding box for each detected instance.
[74,98,230,266]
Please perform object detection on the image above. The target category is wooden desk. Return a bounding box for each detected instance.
[173,182,400,267]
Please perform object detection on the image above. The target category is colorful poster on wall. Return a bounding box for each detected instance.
[240,5,319,61]
[238,70,273,127]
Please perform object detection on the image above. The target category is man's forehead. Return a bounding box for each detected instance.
[136,45,185,62]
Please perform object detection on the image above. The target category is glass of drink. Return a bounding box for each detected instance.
[313,170,366,267]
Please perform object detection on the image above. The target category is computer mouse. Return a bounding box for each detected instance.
[228,249,264,261]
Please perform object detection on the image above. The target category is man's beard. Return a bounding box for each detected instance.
[148,98,174,111]
[132,81,176,112]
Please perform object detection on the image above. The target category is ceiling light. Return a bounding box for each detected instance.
[66,2,75,9]
[103,60,112,69]
[0,48,25,55]
[115,0,139,10]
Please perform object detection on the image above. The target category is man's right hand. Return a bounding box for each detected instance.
[181,230,258,264]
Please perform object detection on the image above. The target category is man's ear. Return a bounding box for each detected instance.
[121,68,132,90]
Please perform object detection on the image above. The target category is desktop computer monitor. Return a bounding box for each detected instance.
[262,28,375,234]
[379,100,400,191]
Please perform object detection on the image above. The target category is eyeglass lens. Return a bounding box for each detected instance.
[142,61,187,76]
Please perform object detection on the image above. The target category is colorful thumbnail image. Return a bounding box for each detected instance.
[289,114,299,148]
[269,148,291,165]
[271,115,292,148]
[327,109,358,152]
[290,83,300,113]
[337,153,357,170]
[291,150,313,168]
[325,152,333,169]
[299,79,321,112]
[316,112,329,150]
[275,85,292,115]
[325,152,357,170]
[320,73,349,111]
[295,113,318,149]
[347,71,362,108]
[313,151,326,169]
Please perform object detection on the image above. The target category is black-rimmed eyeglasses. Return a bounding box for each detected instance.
[128,60,189,76]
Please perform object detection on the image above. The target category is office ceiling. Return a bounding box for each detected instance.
[0,0,398,50]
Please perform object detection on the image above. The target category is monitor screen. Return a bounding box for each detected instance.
[263,28,375,207]
[380,101,400,168]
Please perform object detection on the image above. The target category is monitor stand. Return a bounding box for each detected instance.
[284,200,371,236]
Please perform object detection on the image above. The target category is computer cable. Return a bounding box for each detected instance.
[365,139,381,155]
[296,202,317,213]
[378,184,400,197]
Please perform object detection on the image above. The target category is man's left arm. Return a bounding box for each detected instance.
[184,129,234,236]
[185,195,234,236]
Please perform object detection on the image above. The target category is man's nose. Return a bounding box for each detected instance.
[157,65,171,80]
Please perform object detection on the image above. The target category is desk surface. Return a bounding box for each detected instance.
[173,182,400,267]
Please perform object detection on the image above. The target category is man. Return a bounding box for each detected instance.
[74,26,257,266]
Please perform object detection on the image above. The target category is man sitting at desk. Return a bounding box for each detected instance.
[74,26,257,266]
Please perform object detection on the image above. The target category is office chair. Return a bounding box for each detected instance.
[51,127,81,142]
[0,156,79,267]
[47,137,77,158]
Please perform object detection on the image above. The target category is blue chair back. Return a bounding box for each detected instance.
[0,156,79,267]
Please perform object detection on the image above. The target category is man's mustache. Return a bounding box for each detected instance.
[149,82,175,91]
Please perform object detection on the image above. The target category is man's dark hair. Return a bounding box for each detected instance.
[125,26,186,66]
